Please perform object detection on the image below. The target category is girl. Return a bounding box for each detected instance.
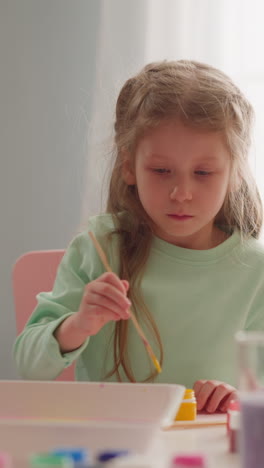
[14,60,264,414]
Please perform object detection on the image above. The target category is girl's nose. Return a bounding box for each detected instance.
[170,184,192,202]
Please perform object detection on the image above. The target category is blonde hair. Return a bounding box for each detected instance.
[105,60,263,382]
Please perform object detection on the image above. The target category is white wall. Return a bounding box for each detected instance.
[0,0,101,378]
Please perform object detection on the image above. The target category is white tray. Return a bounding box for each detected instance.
[0,380,185,467]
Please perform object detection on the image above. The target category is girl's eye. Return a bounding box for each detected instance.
[152,168,170,174]
[195,170,211,176]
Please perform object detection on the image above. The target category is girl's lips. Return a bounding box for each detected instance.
[167,214,193,220]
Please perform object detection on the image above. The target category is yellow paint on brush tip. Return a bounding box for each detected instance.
[153,358,162,373]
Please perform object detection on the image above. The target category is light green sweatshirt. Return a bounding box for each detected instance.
[14,214,264,388]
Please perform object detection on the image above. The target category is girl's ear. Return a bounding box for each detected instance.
[122,153,136,185]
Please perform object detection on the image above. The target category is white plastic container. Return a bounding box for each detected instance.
[0,380,185,468]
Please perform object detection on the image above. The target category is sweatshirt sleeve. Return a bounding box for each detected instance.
[13,234,90,380]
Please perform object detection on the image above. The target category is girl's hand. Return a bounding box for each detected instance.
[193,380,237,413]
[73,272,131,336]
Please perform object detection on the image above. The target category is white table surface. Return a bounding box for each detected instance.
[2,412,241,468]
[155,427,240,468]
[8,421,242,468]
[143,415,241,468]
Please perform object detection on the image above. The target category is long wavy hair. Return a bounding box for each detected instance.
[105,60,263,382]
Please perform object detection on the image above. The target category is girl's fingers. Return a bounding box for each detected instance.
[121,280,130,292]
[193,380,206,396]
[100,272,129,294]
[82,308,123,335]
[195,380,216,411]
[88,306,122,323]
[205,384,234,413]
[86,291,130,320]
[78,273,131,334]
[194,380,237,413]
[94,273,131,308]
[84,278,131,319]
[219,391,237,413]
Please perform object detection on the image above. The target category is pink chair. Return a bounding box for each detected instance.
[12,250,75,381]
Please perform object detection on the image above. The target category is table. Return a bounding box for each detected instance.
[141,415,241,468]
[0,381,242,468]
[156,426,240,468]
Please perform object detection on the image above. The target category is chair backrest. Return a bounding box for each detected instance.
[12,250,75,381]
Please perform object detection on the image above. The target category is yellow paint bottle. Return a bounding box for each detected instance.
[175,389,197,421]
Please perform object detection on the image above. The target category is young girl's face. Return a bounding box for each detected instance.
[124,120,231,249]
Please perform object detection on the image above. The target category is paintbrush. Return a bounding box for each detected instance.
[88,231,162,373]
[163,418,227,430]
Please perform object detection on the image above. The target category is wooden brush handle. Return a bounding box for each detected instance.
[88,231,161,373]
